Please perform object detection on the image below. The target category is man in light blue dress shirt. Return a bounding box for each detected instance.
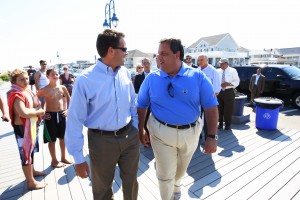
[198,54,221,139]
[65,29,139,200]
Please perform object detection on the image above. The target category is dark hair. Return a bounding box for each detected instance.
[39,60,46,65]
[159,38,184,61]
[96,29,125,57]
[46,66,58,76]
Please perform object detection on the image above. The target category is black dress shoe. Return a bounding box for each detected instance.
[225,125,231,130]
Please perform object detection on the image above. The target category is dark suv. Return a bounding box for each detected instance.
[233,65,300,109]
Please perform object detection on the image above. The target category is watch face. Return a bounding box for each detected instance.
[208,134,218,140]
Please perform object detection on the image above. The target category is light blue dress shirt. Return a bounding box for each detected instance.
[65,60,138,164]
[137,63,218,125]
[201,64,221,94]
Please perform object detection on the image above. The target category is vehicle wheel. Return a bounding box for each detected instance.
[292,93,300,109]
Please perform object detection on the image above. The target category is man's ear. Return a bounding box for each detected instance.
[176,51,181,60]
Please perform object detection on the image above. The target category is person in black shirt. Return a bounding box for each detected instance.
[27,66,36,90]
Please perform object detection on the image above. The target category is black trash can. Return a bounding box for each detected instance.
[254,97,283,130]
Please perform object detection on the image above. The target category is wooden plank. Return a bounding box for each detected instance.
[0,186,24,200]
[64,165,88,200]
[268,164,300,200]
[201,129,299,199]
[30,125,48,200]
[189,128,294,198]
[225,131,300,199]
[249,156,300,200]
[182,128,288,187]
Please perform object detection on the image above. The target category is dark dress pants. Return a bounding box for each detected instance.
[88,125,140,200]
[217,88,235,126]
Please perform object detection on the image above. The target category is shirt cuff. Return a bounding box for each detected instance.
[72,151,86,164]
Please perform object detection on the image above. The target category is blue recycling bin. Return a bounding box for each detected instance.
[233,95,247,116]
[254,97,283,130]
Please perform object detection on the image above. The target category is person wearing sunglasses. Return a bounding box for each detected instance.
[184,55,198,68]
[137,38,219,200]
[65,29,139,200]
[131,64,144,84]
[59,65,75,96]
[133,57,151,94]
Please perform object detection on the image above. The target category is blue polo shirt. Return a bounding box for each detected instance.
[137,64,218,125]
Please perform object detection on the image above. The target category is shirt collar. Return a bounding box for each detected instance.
[97,58,121,74]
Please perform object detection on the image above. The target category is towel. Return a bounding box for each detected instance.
[7,84,41,164]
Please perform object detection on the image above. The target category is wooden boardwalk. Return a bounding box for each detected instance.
[1,118,300,200]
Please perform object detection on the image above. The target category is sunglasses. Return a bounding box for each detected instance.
[113,47,127,52]
[186,57,191,60]
[137,67,144,69]
[63,68,68,70]
[167,83,174,98]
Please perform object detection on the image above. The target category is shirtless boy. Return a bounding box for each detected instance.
[7,69,47,190]
[37,67,72,168]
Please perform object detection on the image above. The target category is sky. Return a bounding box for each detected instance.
[0,0,300,70]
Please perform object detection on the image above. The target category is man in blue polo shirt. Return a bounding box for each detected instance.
[137,38,219,200]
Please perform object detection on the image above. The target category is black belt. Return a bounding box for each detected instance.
[221,88,234,92]
[90,122,131,136]
[154,116,196,129]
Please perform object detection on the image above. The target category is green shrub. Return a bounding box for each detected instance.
[0,72,10,82]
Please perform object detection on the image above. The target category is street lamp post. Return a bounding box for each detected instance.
[103,0,119,29]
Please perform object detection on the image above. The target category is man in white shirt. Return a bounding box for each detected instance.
[198,54,221,138]
[217,58,240,130]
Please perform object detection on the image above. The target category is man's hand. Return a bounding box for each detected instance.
[203,138,217,154]
[221,82,232,88]
[1,115,9,122]
[139,130,150,148]
[62,110,68,117]
[41,112,51,120]
[75,162,90,179]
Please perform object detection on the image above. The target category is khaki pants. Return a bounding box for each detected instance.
[148,115,202,200]
[88,125,140,200]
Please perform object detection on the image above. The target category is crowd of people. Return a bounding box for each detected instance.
[1,29,271,199]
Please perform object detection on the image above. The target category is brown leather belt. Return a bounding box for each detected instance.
[90,122,131,136]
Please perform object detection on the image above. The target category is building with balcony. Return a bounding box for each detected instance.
[185,33,249,67]
[249,47,300,67]
[249,49,282,65]
[277,47,300,67]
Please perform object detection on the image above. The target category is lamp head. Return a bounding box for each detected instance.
[103,19,110,29]
[111,13,119,28]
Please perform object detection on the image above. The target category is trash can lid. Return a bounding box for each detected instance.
[235,95,247,99]
[254,97,283,105]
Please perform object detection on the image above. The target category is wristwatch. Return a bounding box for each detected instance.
[207,134,218,140]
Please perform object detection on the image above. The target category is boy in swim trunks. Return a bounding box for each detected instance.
[7,69,47,190]
[37,67,72,168]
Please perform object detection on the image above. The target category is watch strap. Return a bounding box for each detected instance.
[207,134,218,140]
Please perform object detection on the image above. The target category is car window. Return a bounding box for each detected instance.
[263,68,285,79]
[282,66,300,79]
